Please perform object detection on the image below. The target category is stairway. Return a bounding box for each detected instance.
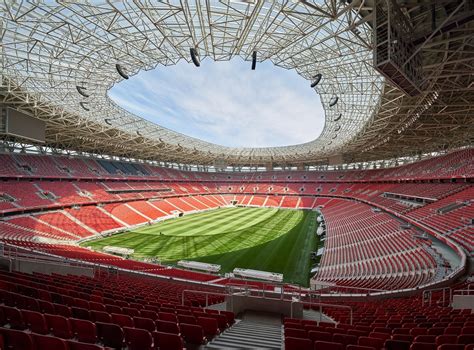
[205,321,282,349]
[205,311,282,349]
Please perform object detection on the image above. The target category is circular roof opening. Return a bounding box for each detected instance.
[109,58,325,148]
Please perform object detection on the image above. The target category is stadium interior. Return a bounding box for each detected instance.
[0,1,473,350]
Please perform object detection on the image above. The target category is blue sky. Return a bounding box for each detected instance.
[109,58,325,148]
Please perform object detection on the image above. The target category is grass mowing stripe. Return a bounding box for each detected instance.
[134,207,237,234]
[135,207,267,236]
[82,207,319,286]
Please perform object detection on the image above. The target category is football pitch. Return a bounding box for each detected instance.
[82,206,319,286]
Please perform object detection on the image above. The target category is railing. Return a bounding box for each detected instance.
[290,300,353,325]
[422,286,452,307]
[224,279,291,300]
[181,289,230,308]
[453,282,474,296]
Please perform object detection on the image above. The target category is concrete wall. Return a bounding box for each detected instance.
[0,257,11,271]
[12,259,94,277]
[227,294,303,318]
[452,295,474,310]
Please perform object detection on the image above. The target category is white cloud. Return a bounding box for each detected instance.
[108,58,325,148]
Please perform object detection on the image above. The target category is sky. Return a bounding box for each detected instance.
[108,57,325,148]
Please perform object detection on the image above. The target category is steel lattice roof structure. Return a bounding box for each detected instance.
[0,0,473,167]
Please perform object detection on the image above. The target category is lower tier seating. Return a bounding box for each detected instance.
[315,199,438,290]
[0,269,234,350]
[284,289,474,350]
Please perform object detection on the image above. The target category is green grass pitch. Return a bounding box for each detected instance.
[82,207,319,286]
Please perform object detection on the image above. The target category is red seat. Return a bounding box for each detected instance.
[159,312,178,323]
[370,332,391,341]
[393,334,414,342]
[45,314,73,339]
[20,296,40,312]
[459,335,474,345]
[428,327,444,336]
[409,343,437,350]
[385,339,410,350]
[394,328,411,335]
[197,317,219,339]
[161,307,176,314]
[411,328,428,336]
[22,310,48,334]
[346,346,376,350]
[67,340,105,350]
[333,333,358,346]
[285,336,312,350]
[180,323,206,345]
[308,331,332,342]
[91,311,111,323]
[320,322,336,328]
[71,306,91,321]
[1,306,26,330]
[105,304,122,314]
[350,329,370,337]
[286,328,307,338]
[205,309,219,315]
[414,335,436,343]
[140,310,158,320]
[0,328,34,350]
[88,302,106,312]
[359,336,385,349]
[336,323,352,330]
[96,322,124,349]
[73,299,89,310]
[178,314,196,325]
[123,307,140,318]
[156,319,180,335]
[437,345,464,350]
[133,316,156,332]
[111,313,134,328]
[314,341,344,350]
[54,304,72,318]
[152,331,184,350]
[437,335,459,346]
[215,314,229,331]
[33,334,68,350]
[462,327,474,334]
[38,300,55,314]
[72,307,90,321]
[220,310,235,325]
[373,327,391,334]
[445,328,462,335]
[70,318,97,344]
[123,327,153,350]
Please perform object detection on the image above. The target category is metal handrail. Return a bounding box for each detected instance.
[290,300,353,325]
[453,289,474,296]
[181,289,230,308]
[422,286,452,306]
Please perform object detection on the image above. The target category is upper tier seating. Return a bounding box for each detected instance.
[0,148,471,181]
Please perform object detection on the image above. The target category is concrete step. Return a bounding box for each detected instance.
[232,323,281,332]
[230,325,281,332]
[220,328,281,338]
[205,319,282,349]
[211,334,281,347]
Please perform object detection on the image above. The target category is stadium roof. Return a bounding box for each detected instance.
[1,0,473,167]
